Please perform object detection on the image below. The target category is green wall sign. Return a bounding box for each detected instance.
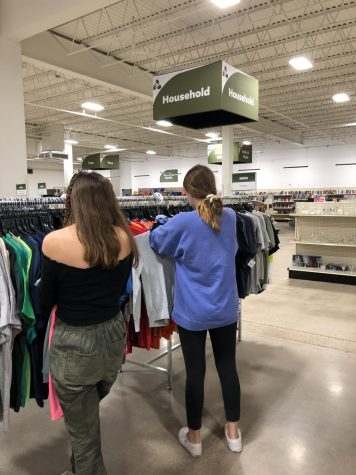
[232,172,256,183]
[16,184,27,196]
[160,169,179,183]
[38,182,47,189]
[153,60,258,129]
[82,153,120,170]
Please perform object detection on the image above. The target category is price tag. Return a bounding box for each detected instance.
[248,259,256,268]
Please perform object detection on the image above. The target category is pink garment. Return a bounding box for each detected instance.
[48,307,63,421]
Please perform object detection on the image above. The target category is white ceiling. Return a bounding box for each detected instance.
[22,0,356,162]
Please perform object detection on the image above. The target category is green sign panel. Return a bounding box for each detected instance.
[160,169,179,183]
[208,143,239,164]
[153,60,258,129]
[232,172,256,183]
[238,144,252,163]
[82,153,119,170]
[208,142,252,164]
[38,182,47,189]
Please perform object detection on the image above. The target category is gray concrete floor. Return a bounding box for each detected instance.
[1,223,356,475]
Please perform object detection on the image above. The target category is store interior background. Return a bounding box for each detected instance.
[1,1,356,474]
[1,0,356,197]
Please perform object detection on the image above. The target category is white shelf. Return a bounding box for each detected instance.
[289,266,356,277]
[294,214,356,218]
[294,241,356,248]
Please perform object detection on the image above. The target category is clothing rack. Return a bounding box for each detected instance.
[0,196,243,391]
[118,196,190,390]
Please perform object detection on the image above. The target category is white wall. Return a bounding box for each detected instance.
[27,168,65,197]
[25,143,356,197]
[130,156,223,192]
[237,144,356,190]
[127,143,356,193]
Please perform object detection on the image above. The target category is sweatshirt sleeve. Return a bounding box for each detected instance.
[40,254,58,316]
[149,213,185,259]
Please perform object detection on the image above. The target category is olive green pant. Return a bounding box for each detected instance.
[50,314,126,475]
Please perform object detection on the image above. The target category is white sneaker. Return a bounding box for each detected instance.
[178,427,202,457]
[224,425,242,453]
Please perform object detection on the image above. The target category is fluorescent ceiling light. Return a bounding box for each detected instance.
[156,120,173,127]
[146,150,156,155]
[104,144,117,149]
[81,101,104,112]
[106,148,126,152]
[210,0,241,8]
[289,56,313,71]
[332,93,350,103]
[343,121,356,127]
[242,140,251,145]
[77,157,83,161]
[64,139,79,145]
[205,132,220,139]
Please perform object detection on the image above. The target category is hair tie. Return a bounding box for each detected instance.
[206,194,217,204]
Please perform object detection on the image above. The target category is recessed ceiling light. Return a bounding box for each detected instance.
[210,0,241,8]
[289,56,313,71]
[156,120,173,127]
[64,139,79,145]
[104,144,117,149]
[81,101,104,112]
[205,132,220,139]
[77,157,83,161]
[332,93,350,103]
[146,150,157,155]
[242,140,251,145]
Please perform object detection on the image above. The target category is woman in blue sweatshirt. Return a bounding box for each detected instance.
[150,164,241,457]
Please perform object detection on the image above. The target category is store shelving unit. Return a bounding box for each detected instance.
[289,202,356,285]
[272,194,295,221]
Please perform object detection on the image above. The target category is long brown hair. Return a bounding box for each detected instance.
[183,165,223,232]
[64,172,138,268]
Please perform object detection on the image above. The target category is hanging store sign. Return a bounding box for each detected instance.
[16,184,27,196]
[153,61,259,129]
[238,144,252,163]
[208,142,252,165]
[160,169,179,183]
[208,143,239,164]
[82,153,119,170]
[232,172,256,191]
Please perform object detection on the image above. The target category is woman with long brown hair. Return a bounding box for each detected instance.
[40,172,138,475]
[150,165,241,457]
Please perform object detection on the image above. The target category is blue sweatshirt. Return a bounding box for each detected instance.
[149,208,239,331]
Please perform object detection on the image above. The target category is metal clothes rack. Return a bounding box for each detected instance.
[118,195,189,390]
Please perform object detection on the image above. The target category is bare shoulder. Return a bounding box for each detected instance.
[42,227,74,259]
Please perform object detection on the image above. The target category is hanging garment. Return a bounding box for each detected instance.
[132,232,175,331]
[0,239,22,429]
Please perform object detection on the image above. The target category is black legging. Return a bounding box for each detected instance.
[178,322,241,430]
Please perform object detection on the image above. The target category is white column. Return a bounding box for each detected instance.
[222,125,233,196]
[0,37,27,197]
[64,143,74,187]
